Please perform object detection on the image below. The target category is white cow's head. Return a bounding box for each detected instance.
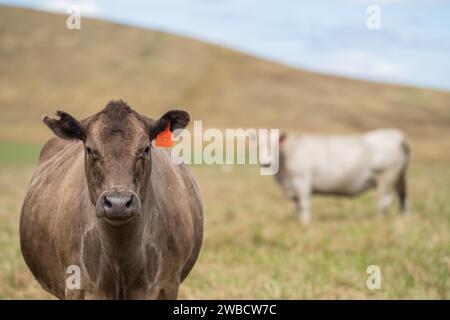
[248,130,286,175]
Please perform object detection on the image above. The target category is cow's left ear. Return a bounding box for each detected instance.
[149,110,190,141]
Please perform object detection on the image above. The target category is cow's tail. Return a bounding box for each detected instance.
[396,137,410,214]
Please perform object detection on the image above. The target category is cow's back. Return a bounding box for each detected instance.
[38,136,72,164]
[281,129,408,195]
[20,139,88,298]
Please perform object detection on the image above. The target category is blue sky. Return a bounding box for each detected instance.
[1,0,450,91]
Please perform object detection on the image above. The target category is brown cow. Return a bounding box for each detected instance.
[20,100,203,299]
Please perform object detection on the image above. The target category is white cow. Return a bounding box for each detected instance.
[254,129,410,224]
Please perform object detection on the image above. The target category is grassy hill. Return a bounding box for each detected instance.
[1,5,450,162]
[0,5,449,299]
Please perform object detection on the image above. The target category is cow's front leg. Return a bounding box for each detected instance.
[298,196,311,224]
[65,288,86,300]
[292,178,312,224]
[157,280,180,300]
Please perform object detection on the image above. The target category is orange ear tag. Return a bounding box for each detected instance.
[155,124,173,147]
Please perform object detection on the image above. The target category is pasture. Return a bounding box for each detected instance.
[0,6,449,299]
[0,141,448,299]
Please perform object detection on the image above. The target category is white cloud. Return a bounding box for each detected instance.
[327,50,408,79]
[370,61,407,77]
[39,0,100,17]
[346,0,445,4]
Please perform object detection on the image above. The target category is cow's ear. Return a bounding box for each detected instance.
[43,111,86,141]
[279,132,287,144]
[149,110,190,141]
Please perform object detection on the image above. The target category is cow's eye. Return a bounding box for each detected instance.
[86,147,99,160]
[143,146,151,158]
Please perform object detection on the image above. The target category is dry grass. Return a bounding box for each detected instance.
[0,5,449,299]
[179,164,450,299]
[0,160,448,299]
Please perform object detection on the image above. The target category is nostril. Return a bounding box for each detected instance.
[104,197,112,209]
[125,197,133,209]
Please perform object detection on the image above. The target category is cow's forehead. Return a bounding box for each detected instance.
[84,100,151,152]
[88,114,147,149]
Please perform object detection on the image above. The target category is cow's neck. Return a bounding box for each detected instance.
[97,218,145,258]
[95,218,147,298]
[274,148,287,181]
[274,148,296,195]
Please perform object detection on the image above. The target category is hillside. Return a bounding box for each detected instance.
[1,5,450,162]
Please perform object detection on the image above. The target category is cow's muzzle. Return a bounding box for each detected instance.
[96,190,142,225]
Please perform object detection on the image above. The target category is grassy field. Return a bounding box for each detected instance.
[0,142,448,299]
[0,5,449,299]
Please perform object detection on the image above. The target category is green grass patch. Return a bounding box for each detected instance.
[0,140,41,166]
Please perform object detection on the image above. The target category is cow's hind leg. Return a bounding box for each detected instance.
[376,172,396,216]
[395,169,409,215]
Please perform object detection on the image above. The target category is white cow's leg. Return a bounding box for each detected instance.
[300,194,311,224]
[293,196,301,220]
[292,178,311,224]
[395,169,409,215]
[376,169,399,216]
[377,182,394,216]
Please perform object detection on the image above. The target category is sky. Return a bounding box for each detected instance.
[1,0,450,91]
